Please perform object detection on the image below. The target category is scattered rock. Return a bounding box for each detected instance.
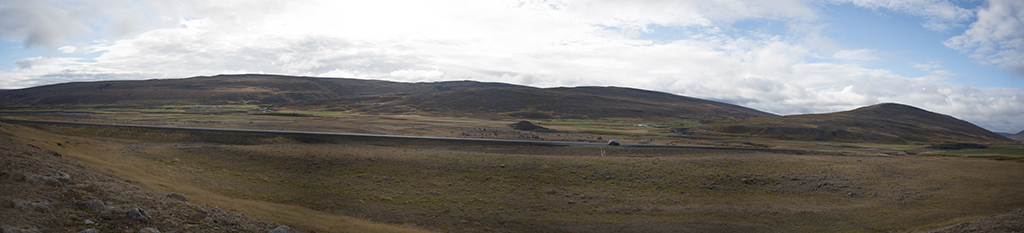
[269,225,297,233]
[1,227,40,233]
[166,193,187,202]
[547,190,557,194]
[21,171,71,186]
[567,200,576,204]
[50,172,71,182]
[138,227,160,233]
[12,200,52,213]
[77,229,98,233]
[23,174,61,186]
[82,200,105,212]
[0,134,277,232]
[126,208,150,221]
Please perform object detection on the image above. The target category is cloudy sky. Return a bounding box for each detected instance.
[2,0,1024,133]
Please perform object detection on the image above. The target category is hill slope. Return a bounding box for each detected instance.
[684,103,1011,143]
[0,132,282,232]
[0,74,775,122]
[1009,130,1024,142]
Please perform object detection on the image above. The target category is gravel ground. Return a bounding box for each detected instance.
[929,208,1024,233]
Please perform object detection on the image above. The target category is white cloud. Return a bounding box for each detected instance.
[911,61,942,71]
[0,0,93,49]
[832,0,974,31]
[832,49,880,63]
[945,0,1024,76]
[388,69,445,81]
[911,61,956,76]
[0,0,199,49]
[2,0,1024,132]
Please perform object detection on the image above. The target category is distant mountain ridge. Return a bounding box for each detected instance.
[1010,130,1024,141]
[685,103,1011,143]
[0,74,1009,143]
[0,74,775,123]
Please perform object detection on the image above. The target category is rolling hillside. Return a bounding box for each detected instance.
[0,74,774,123]
[1010,130,1024,141]
[1,75,1010,143]
[684,103,1012,143]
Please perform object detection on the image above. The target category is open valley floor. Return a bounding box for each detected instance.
[2,112,1023,232]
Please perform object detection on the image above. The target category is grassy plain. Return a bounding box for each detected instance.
[1,108,1023,232]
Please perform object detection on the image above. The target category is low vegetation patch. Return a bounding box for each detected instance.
[927,143,989,150]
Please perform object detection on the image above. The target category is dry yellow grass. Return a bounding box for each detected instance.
[2,119,1023,232]
[0,122,432,233]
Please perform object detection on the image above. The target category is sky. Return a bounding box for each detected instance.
[2,0,1024,133]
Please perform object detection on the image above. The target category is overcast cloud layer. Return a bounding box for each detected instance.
[2,0,1024,133]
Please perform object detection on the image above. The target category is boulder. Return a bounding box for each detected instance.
[23,174,59,186]
[166,193,188,202]
[269,225,297,233]
[50,172,71,182]
[126,208,150,221]
[22,172,70,186]
[12,200,51,213]
[138,228,160,233]
[82,200,105,212]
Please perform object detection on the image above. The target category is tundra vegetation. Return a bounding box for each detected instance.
[1,107,1023,232]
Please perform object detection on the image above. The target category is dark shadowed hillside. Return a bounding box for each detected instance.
[0,74,526,107]
[291,86,776,122]
[0,74,774,122]
[683,103,1011,143]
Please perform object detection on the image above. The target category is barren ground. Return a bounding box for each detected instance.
[1,109,1023,232]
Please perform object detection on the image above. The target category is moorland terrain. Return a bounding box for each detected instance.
[1,74,1023,232]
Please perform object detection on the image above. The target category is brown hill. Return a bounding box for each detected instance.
[683,103,1011,144]
[0,74,775,122]
[0,74,525,107]
[317,85,777,122]
[1010,130,1024,142]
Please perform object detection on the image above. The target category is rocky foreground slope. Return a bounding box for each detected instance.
[0,134,299,233]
